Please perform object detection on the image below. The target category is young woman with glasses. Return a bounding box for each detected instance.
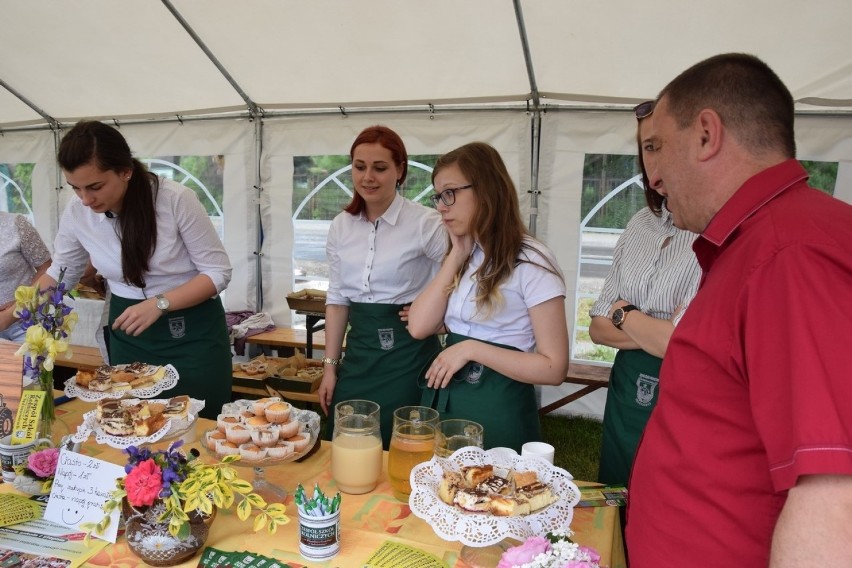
[318,125,447,449]
[588,101,701,485]
[407,142,569,452]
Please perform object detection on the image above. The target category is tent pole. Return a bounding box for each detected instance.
[253,117,264,313]
[513,0,542,236]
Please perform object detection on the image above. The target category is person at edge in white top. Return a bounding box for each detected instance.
[319,125,446,449]
[589,100,701,488]
[407,142,569,452]
[40,120,232,419]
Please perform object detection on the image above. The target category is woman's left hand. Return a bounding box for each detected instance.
[424,341,472,388]
[112,299,161,336]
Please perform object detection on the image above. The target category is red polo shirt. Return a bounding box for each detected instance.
[626,159,852,567]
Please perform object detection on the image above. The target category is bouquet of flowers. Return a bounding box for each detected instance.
[14,445,60,494]
[14,268,77,378]
[497,529,602,568]
[84,440,289,541]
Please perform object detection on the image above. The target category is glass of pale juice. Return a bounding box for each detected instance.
[434,419,484,458]
[388,406,440,501]
[331,400,383,494]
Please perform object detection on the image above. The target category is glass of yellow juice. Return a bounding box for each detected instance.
[388,406,440,501]
[331,400,382,494]
[434,419,484,458]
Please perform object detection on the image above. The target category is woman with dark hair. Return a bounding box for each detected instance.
[318,125,446,448]
[587,101,701,485]
[40,120,232,418]
[407,142,569,452]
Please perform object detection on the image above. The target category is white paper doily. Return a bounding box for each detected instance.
[64,364,179,401]
[409,446,581,547]
[201,407,321,466]
[71,397,205,449]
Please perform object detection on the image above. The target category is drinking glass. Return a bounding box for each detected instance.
[388,406,440,501]
[330,400,382,494]
[434,419,484,458]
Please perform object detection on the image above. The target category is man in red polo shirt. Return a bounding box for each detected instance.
[626,53,852,567]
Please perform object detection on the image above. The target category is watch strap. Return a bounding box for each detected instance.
[613,304,639,329]
[321,356,342,366]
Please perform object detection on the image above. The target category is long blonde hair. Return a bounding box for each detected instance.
[433,142,561,317]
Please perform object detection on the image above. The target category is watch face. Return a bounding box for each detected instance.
[612,308,625,327]
[157,297,169,311]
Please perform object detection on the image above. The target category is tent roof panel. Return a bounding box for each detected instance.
[174,0,532,107]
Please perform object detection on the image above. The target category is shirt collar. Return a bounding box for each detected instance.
[358,192,404,225]
[700,159,808,247]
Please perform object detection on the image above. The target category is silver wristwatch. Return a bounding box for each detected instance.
[155,294,170,313]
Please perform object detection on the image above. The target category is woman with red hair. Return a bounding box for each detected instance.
[319,125,446,448]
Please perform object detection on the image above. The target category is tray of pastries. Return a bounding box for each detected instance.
[409,446,581,547]
[65,362,178,401]
[286,289,326,313]
[72,396,204,449]
[201,398,320,466]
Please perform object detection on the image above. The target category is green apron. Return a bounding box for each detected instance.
[327,302,441,449]
[598,349,662,485]
[419,332,541,453]
[109,295,232,420]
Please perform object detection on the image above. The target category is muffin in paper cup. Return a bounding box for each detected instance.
[267,440,295,459]
[250,424,280,448]
[239,442,268,462]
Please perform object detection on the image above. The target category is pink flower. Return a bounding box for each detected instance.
[497,536,551,568]
[28,447,60,478]
[124,459,163,507]
[579,546,601,563]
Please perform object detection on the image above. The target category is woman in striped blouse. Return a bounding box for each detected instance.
[589,100,701,486]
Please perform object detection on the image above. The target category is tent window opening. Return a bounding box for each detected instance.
[573,153,645,365]
[143,156,225,241]
[571,156,838,365]
[1,163,36,222]
[291,154,439,328]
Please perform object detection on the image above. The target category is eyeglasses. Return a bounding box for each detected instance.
[634,100,655,120]
[429,184,473,207]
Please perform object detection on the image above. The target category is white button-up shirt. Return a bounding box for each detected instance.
[445,237,566,352]
[48,177,231,298]
[326,193,446,305]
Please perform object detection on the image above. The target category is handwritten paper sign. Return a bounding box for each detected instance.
[43,449,125,543]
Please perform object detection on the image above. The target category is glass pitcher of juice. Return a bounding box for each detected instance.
[331,400,382,494]
[388,406,439,501]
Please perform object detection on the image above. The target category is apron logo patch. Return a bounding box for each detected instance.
[465,363,484,384]
[378,328,394,350]
[635,373,659,406]
[168,317,186,339]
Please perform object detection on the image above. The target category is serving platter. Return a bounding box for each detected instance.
[409,446,580,547]
[201,403,321,466]
[64,364,179,401]
[71,397,205,449]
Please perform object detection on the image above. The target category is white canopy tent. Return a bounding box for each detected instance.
[2,0,852,416]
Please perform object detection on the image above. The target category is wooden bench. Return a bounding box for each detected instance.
[54,345,105,372]
[245,327,328,355]
[539,362,611,416]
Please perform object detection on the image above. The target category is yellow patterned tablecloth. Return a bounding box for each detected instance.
[5,399,626,568]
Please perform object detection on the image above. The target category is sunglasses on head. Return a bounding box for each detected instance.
[634,100,655,120]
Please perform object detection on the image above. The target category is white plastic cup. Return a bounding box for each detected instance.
[521,441,555,464]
